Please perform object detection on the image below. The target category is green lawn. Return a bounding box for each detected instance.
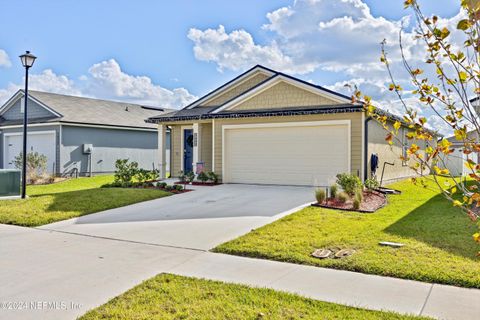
[215,178,480,288]
[79,273,428,320]
[0,175,171,227]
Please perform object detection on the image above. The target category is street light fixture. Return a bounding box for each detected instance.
[19,51,37,199]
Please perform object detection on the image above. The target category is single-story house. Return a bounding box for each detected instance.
[444,128,478,177]
[147,65,429,186]
[0,90,170,176]
[442,96,479,176]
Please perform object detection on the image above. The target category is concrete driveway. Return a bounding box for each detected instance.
[37,184,314,250]
[2,184,478,320]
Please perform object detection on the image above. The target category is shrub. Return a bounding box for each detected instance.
[114,159,139,184]
[207,171,219,184]
[175,184,183,191]
[121,181,133,188]
[315,189,326,204]
[178,171,186,183]
[185,171,195,183]
[135,169,149,183]
[135,168,159,183]
[364,178,380,191]
[353,197,361,210]
[336,173,362,195]
[148,169,159,181]
[158,182,167,189]
[165,185,174,191]
[13,151,48,184]
[330,185,338,198]
[337,192,349,203]
[197,171,209,183]
[355,189,364,203]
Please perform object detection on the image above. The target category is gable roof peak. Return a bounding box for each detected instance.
[183,65,277,110]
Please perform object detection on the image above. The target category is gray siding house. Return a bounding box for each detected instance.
[0,90,170,176]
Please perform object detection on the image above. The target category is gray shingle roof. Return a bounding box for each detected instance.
[150,106,218,120]
[24,91,169,129]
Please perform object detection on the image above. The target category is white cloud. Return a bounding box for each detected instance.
[30,70,81,95]
[188,0,421,77]
[0,59,196,109]
[264,0,418,75]
[0,49,11,67]
[0,84,19,106]
[85,59,196,108]
[427,115,454,137]
[187,25,316,74]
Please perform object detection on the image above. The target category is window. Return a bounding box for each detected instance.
[20,98,24,113]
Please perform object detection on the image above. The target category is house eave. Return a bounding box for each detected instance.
[146,105,365,123]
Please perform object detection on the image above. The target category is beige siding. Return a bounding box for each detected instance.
[169,123,213,176]
[230,81,341,111]
[200,123,213,171]
[203,73,270,107]
[213,113,363,182]
[367,120,430,183]
[170,125,182,177]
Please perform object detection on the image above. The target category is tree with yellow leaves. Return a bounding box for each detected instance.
[356,0,480,252]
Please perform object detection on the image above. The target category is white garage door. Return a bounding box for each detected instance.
[223,121,350,186]
[4,131,56,174]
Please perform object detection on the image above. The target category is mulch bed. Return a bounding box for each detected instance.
[174,181,221,186]
[312,190,387,213]
[139,186,192,194]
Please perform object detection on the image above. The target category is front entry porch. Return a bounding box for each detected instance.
[158,122,213,179]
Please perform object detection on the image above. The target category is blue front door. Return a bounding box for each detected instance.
[183,129,194,173]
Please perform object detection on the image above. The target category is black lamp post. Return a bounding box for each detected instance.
[19,51,37,199]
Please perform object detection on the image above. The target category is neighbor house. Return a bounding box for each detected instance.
[0,90,170,176]
[148,65,430,186]
[441,96,480,176]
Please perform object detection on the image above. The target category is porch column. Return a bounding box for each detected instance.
[193,123,202,173]
[158,124,167,179]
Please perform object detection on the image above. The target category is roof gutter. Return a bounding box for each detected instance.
[0,121,158,132]
[146,105,364,123]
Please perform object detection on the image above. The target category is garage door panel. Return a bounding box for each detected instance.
[224,123,349,186]
[4,132,56,174]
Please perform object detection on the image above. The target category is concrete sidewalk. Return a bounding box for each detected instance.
[170,252,480,320]
[1,224,479,320]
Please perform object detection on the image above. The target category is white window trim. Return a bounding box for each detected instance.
[221,120,351,183]
[213,75,351,113]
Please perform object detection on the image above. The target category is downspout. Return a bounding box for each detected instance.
[364,116,372,182]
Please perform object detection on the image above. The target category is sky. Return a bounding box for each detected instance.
[0,0,463,133]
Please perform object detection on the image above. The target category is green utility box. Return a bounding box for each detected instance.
[0,170,21,197]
